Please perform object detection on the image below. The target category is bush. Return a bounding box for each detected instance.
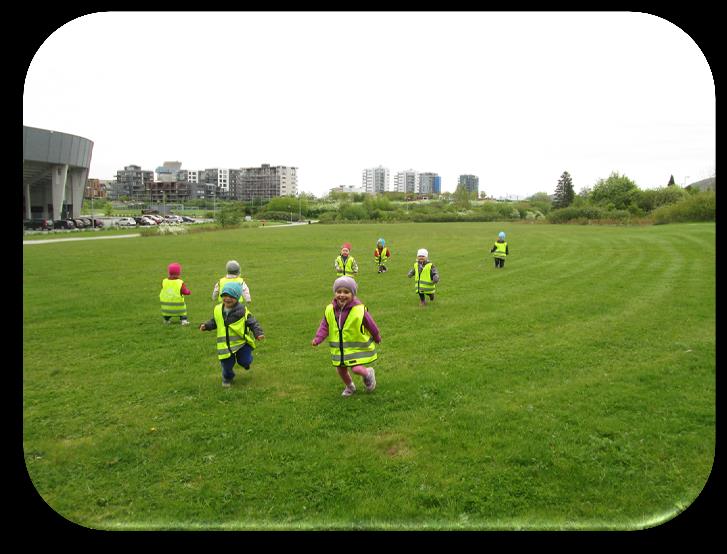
[652,191,715,224]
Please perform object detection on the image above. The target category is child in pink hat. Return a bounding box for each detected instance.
[159,262,191,325]
[334,242,358,277]
[311,276,380,397]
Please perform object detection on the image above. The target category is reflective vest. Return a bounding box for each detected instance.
[214,303,257,360]
[325,303,377,367]
[374,247,390,265]
[413,262,436,294]
[493,241,508,259]
[217,276,246,304]
[160,278,187,317]
[336,255,356,276]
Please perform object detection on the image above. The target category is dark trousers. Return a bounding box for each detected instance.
[494,258,505,268]
[418,293,435,302]
[163,315,188,321]
[220,344,253,381]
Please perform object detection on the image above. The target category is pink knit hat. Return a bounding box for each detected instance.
[168,262,182,276]
[342,242,352,251]
[333,276,357,295]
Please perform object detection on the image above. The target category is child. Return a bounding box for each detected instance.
[490,231,509,268]
[374,238,391,273]
[334,242,359,277]
[199,281,265,387]
[211,260,252,303]
[311,276,381,397]
[159,262,191,325]
[407,248,439,306]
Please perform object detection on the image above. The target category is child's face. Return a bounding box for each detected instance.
[341,248,350,256]
[221,295,238,308]
[417,255,427,263]
[334,287,353,307]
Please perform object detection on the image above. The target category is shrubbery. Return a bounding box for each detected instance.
[652,191,715,224]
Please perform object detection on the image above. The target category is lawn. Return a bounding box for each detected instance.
[22,221,715,530]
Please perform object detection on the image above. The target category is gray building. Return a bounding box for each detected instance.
[235,164,298,202]
[418,172,439,195]
[458,174,479,195]
[116,165,154,201]
[23,126,94,220]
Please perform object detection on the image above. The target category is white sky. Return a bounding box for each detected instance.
[23,11,715,199]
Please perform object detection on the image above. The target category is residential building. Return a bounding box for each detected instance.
[155,161,183,182]
[235,164,298,202]
[458,174,479,195]
[116,165,154,201]
[362,166,390,194]
[200,168,230,198]
[394,169,418,193]
[433,175,441,194]
[418,172,439,195]
[84,178,107,199]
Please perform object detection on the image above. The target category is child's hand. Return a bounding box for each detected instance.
[256,335,265,341]
[199,323,207,331]
[311,339,318,347]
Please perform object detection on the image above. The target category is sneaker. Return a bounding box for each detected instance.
[341,383,356,397]
[164,319,171,325]
[181,319,190,326]
[364,368,376,392]
[222,380,232,388]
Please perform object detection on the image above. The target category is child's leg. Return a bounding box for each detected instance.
[180,315,189,325]
[428,294,435,301]
[235,344,254,370]
[418,293,426,304]
[220,356,236,383]
[163,316,171,324]
[336,366,353,385]
[351,365,369,378]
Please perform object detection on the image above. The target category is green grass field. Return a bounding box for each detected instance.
[22,222,715,530]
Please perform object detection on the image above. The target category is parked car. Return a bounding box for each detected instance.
[181,216,196,223]
[89,218,104,228]
[53,219,76,229]
[23,218,53,231]
[72,218,87,229]
[146,214,164,224]
[117,217,137,227]
[164,215,183,223]
[79,217,93,228]
[133,216,154,226]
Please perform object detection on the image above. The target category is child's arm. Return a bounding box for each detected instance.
[363,311,382,343]
[199,316,216,331]
[352,258,359,274]
[246,313,265,340]
[430,265,440,283]
[407,268,415,277]
[211,281,220,301]
[311,317,329,346]
[242,282,252,303]
[181,282,191,295]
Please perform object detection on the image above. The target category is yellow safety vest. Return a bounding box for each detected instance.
[160,278,187,316]
[374,247,390,265]
[213,303,256,360]
[413,262,436,294]
[325,303,377,367]
[336,255,356,276]
[217,276,246,303]
[493,241,508,259]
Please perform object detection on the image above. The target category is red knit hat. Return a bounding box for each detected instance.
[168,262,182,276]
[342,242,352,251]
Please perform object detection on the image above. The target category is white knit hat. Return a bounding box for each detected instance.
[417,248,428,258]
[226,260,241,274]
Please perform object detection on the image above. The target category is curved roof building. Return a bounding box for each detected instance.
[23,125,94,220]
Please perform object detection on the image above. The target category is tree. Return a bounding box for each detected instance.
[453,184,472,209]
[590,172,639,210]
[552,171,575,209]
[667,174,676,187]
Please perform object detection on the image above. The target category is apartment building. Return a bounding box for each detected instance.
[235,164,298,202]
[362,166,390,194]
[115,165,155,200]
[458,174,479,195]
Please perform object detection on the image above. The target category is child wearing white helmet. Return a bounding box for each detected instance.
[211,260,251,303]
[490,231,509,268]
[407,248,440,306]
[374,238,391,273]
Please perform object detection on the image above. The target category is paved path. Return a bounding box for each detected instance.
[23,233,141,245]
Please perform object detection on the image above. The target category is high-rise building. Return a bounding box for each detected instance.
[362,166,390,194]
[394,169,418,193]
[236,164,298,201]
[115,165,154,200]
[200,168,230,198]
[155,161,183,182]
[458,174,479,195]
[418,172,439,194]
[433,175,441,194]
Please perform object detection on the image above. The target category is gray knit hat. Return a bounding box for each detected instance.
[226,260,241,275]
[333,276,357,296]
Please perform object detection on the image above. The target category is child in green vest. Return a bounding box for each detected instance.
[334,242,359,277]
[490,231,509,268]
[199,281,265,387]
[407,248,439,306]
[311,276,381,397]
[211,260,251,303]
[159,262,191,325]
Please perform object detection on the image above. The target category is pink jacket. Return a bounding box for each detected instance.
[312,298,381,345]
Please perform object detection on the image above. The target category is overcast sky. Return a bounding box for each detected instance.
[23,11,715,199]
